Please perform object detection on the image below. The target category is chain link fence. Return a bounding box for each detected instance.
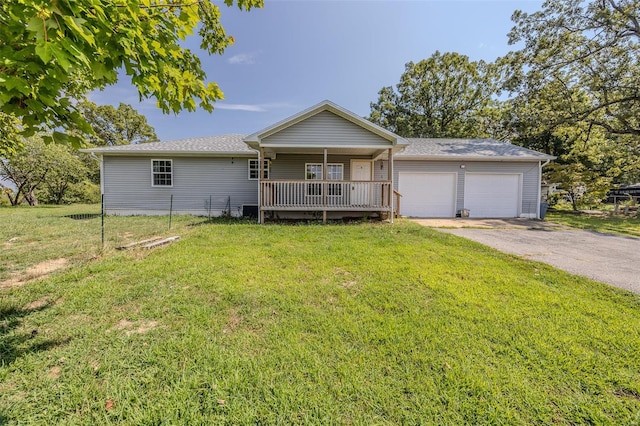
[1,194,256,287]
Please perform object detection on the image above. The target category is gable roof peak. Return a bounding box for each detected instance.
[243,100,407,146]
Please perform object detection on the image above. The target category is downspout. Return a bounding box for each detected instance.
[248,147,261,223]
[537,159,551,219]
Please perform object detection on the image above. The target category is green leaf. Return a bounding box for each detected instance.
[52,131,70,145]
[26,17,45,38]
[35,43,53,63]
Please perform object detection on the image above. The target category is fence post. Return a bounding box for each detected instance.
[209,195,212,220]
[101,193,105,250]
[169,194,173,230]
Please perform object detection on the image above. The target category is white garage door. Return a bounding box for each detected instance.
[464,173,521,218]
[399,173,457,217]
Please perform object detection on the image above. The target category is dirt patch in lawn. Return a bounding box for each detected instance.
[22,297,63,311]
[48,366,62,380]
[1,258,69,290]
[223,308,242,334]
[112,319,159,336]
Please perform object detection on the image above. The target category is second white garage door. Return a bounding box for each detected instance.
[464,173,521,218]
[399,172,457,217]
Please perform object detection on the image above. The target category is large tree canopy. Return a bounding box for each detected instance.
[505,0,640,137]
[0,0,262,146]
[79,101,158,146]
[0,136,92,205]
[368,51,502,139]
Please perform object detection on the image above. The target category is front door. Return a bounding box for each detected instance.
[350,160,373,206]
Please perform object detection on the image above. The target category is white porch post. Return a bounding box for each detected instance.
[389,148,394,223]
[259,148,265,224]
[323,148,328,223]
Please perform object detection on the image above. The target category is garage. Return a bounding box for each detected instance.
[464,173,521,218]
[399,172,457,217]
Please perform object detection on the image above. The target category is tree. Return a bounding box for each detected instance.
[547,163,612,210]
[0,136,89,205]
[0,0,263,147]
[0,137,52,205]
[79,101,158,146]
[39,144,88,204]
[369,51,503,139]
[0,112,22,158]
[505,0,640,137]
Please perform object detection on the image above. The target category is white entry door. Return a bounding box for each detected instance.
[351,160,372,206]
[399,172,457,217]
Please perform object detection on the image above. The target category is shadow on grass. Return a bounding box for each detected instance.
[63,213,101,220]
[187,216,259,227]
[188,215,386,227]
[0,302,71,366]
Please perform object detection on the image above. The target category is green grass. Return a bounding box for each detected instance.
[0,204,205,282]
[1,216,640,424]
[546,210,640,237]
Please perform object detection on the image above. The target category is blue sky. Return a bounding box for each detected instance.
[89,0,544,141]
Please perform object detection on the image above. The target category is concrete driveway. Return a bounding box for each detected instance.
[413,219,639,294]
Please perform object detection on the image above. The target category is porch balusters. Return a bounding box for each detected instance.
[261,181,391,210]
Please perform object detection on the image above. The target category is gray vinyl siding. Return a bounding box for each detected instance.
[262,111,392,147]
[270,154,378,180]
[394,160,540,216]
[102,156,258,215]
[374,160,389,181]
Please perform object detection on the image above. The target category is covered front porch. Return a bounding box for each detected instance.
[242,100,408,223]
[257,148,396,222]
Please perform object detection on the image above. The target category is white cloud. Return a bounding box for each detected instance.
[216,102,297,113]
[227,53,257,65]
[216,103,266,112]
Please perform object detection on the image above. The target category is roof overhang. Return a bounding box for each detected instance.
[79,149,256,158]
[395,155,556,162]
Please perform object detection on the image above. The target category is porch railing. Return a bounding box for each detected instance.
[261,180,392,210]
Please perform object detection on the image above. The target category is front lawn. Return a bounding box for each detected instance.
[546,210,640,237]
[0,204,199,283]
[1,221,639,424]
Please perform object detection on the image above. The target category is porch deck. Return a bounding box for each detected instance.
[261,180,393,211]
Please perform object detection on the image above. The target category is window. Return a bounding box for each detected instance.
[151,159,172,187]
[248,159,270,180]
[305,163,343,196]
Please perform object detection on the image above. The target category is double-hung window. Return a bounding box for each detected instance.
[248,159,270,180]
[305,163,343,196]
[151,159,172,187]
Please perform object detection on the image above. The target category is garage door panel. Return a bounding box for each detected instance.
[399,173,457,217]
[464,174,520,218]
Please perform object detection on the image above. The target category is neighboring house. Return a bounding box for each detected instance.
[83,100,554,222]
[607,183,640,203]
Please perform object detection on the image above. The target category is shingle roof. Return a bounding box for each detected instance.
[83,135,554,161]
[397,138,555,161]
[82,134,254,155]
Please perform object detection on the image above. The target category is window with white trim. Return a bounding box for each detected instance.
[305,163,343,196]
[248,159,270,180]
[151,159,172,187]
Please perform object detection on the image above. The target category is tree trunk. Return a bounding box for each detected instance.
[24,190,38,206]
